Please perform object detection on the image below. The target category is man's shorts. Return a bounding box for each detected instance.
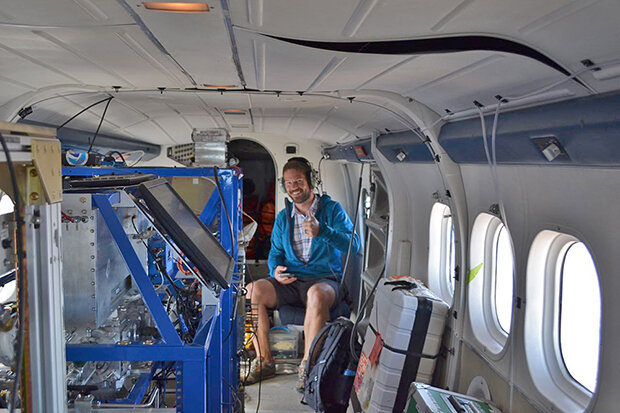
[266,276,340,310]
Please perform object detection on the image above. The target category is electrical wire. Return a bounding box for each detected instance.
[340,162,364,290]
[130,216,197,340]
[57,95,113,131]
[317,155,327,195]
[0,133,25,413]
[222,378,243,412]
[87,97,113,153]
[127,151,146,167]
[241,263,265,413]
[212,167,235,256]
[477,101,518,413]
[349,262,386,364]
[106,150,127,166]
[212,166,240,345]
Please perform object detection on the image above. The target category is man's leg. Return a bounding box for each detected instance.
[245,279,277,362]
[302,282,337,361]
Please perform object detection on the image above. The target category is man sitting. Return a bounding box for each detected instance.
[245,157,360,392]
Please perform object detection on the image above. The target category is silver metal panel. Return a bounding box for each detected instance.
[62,194,146,329]
[0,213,15,277]
[27,203,68,413]
[194,141,227,167]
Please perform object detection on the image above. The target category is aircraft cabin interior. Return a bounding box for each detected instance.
[0,1,618,412]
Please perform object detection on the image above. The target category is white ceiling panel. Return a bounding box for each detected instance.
[0,31,82,86]
[0,0,133,26]
[183,114,225,130]
[152,116,193,143]
[0,78,35,104]
[229,0,365,38]
[122,119,174,145]
[0,0,618,147]
[306,54,411,92]
[128,0,239,87]
[235,30,340,91]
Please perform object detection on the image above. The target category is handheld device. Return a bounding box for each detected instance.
[279,273,295,278]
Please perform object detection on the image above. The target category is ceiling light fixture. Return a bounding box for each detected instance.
[142,2,210,13]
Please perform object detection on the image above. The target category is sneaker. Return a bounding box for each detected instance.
[244,357,276,385]
[296,361,308,393]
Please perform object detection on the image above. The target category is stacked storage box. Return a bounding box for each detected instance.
[355,277,449,413]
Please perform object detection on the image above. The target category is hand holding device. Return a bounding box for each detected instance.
[275,266,297,284]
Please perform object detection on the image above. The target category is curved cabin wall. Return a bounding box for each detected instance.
[350,92,620,413]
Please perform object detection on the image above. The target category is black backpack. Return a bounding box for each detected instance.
[303,317,360,413]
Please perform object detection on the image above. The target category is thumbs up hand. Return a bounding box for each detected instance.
[302,209,320,238]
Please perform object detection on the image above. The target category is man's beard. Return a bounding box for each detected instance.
[289,188,311,204]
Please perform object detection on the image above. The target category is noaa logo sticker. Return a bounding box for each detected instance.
[65,150,88,166]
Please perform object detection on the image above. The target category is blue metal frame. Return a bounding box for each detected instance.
[64,167,243,412]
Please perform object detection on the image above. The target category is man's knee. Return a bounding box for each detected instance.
[246,279,277,307]
[306,284,336,312]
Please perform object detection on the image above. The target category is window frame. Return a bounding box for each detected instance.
[467,213,514,356]
[524,230,599,411]
[428,202,456,305]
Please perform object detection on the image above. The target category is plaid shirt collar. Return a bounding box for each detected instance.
[290,193,319,218]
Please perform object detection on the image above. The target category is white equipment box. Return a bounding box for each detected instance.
[405,383,503,413]
[355,277,449,413]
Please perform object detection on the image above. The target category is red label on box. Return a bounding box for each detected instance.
[369,332,383,366]
[354,351,368,394]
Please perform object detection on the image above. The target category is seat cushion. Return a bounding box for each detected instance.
[278,301,351,325]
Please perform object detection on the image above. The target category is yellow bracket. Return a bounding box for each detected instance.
[30,139,62,204]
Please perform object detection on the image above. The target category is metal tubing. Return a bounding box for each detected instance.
[92,194,181,346]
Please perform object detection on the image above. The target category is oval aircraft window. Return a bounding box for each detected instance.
[525,231,600,410]
[494,226,514,334]
[559,242,601,393]
[468,213,514,354]
[428,202,456,305]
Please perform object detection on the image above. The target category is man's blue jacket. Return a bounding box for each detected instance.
[268,194,360,280]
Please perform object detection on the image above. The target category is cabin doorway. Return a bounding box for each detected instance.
[229,139,276,268]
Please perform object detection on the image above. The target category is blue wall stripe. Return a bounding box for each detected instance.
[439,92,620,166]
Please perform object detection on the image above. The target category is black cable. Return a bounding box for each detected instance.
[317,155,326,195]
[340,162,364,289]
[131,217,182,296]
[222,378,243,412]
[87,97,113,153]
[106,150,126,165]
[349,262,386,364]
[246,330,262,413]
[212,167,235,257]
[0,133,25,413]
[130,217,197,340]
[57,96,113,130]
[212,166,239,344]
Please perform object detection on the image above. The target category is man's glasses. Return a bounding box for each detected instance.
[283,178,306,188]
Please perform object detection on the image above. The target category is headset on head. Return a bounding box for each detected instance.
[280,157,321,193]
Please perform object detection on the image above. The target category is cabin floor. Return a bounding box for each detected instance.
[244,370,312,413]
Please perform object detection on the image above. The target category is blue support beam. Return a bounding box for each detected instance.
[92,194,182,346]
[199,191,220,226]
[64,167,243,412]
[66,344,206,362]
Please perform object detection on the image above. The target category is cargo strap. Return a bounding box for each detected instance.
[395,297,433,413]
[368,324,438,360]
